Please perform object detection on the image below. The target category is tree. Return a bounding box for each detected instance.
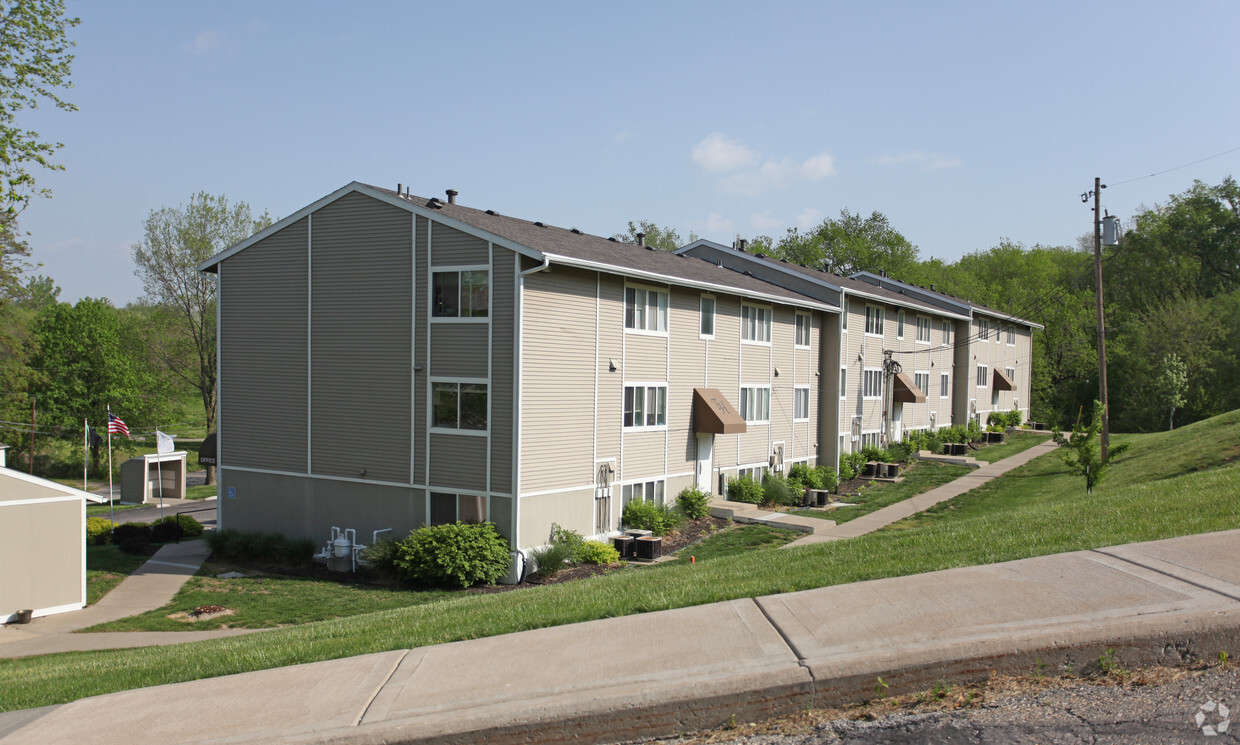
[131,192,271,484]
[0,0,79,218]
[611,220,696,251]
[1157,353,1187,431]
[768,209,920,278]
[1052,401,1128,494]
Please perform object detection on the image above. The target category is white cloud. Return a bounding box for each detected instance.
[719,151,837,197]
[703,213,733,232]
[795,208,823,229]
[184,29,226,54]
[878,151,962,170]
[691,133,760,172]
[611,130,637,147]
[750,211,783,230]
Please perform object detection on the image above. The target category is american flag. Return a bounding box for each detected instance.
[108,413,131,438]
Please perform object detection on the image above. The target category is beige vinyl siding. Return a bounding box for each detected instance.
[219,218,308,472]
[741,342,770,382]
[430,223,489,266]
[595,276,624,462]
[840,300,866,435]
[0,499,82,616]
[429,324,489,377]
[668,291,706,474]
[310,192,412,484]
[218,469,425,542]
[428,435,488,490]
[622,430,668,477]
[490,250,516,495]
[520,268,597,492]
[414,216,428,483]
[709,301,743,470]
[625,332,666,376]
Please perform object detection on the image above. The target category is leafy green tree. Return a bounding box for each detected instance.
[611,220,697,251]
[768,209,920,278]
[1052,401,1128,494]
[131,193,271,484]
[0,0,79,218]
[1157,352,1187,431]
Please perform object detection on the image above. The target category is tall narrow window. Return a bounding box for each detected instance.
[941,320,952,346]
[839,367,847,398]
[795,312,811,347]
[916,316,931,343]
[897,310,905,339]
[940,372,950,398]
[699,295,715,337]
[915,372,929,394]
[794,387,810,420]
[976,364,989,387]
[863,369,883,398]
[865,306,884,336]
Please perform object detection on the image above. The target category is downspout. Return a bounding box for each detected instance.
[513,254,550,558]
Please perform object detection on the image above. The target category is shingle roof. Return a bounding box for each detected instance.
[762,257,960,316]
[848,270,1042,329]
[370,186,836,312]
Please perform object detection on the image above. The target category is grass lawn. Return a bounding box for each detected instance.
[660,524,800,565]
[184,484,217,500]
[85,503,142,517]
[789,460,972,524]
[970,431,1053,463]
[85,545,148,605]
[3,410,1237,712]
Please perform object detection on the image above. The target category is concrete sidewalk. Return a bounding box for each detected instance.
[3,529,1237,745]
[0,539,256,658]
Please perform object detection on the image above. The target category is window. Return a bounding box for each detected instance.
[865,305,884,336]
[839,368,847,398]
[742,304,771,343]
[976,364,988,387]
[941,320,952,346]
[841,309,848,331]
[737,465,767,481]
[861,432,882,449]
[740,386,771,422]
[915,372,929,395]
[699,295,715,337]
[978,317,990,342]
[1005,366,1016,381]
[794,312,811,347]
[916,316,931,343]
[430,492,488,526]
[625,286,668,332]
[623,385,667,428]
[897,310,906,339]
[1006,325,1016,345]
[992,389,999,407]
[432,382,487,431]
[794,387,810,420]
[433,270,489,318]
[622,480,665,506]
[940,372,950,398]
[863,368,883,398]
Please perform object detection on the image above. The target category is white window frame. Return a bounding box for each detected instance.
[431,266,490,322]
[623,383,668,429]
[699,294,715,339]
[740,385,771,423]
[1005,366,1016,381]
[741,303,772,344]
[839,367,847,399]
[794,312,811,348]
[916,316,931,344]
[940,372,950,398]
[793,386,810,421]
[896,310,906,339]
[865,305,885,337]
[1006,325,1016,346]
[430,491,488,526]
[624,284,668,334]
[914,371,930,396]
[941,319,952,347]
[863,368,883,399]
[860,431,882,449]
[736,465,767,482]
[430,378,489,435]
[841,307,848,332]
[976,364,989,388]
[978,317,991,343]
[622,479,665,507]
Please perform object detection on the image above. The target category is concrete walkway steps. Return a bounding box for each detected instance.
[4,529,1238,745]
[0,538,255,658]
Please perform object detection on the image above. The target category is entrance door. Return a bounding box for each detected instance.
[892,402,904,443]
[695,434,714,494]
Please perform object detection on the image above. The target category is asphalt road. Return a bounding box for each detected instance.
[656,666,1238,745]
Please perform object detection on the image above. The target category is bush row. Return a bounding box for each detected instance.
[206,529,315,567]
[89,515,205,553]
[527,522,622,579]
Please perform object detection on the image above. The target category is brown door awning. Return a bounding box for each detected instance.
[892,372,926,403]
[992,368,1016,391]
[693,388,747,434]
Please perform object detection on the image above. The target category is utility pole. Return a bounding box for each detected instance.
[1092,177,1110,462]
[29,395,35,475]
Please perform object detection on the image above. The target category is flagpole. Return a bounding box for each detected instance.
[107,406,114,523]
[83,418,88,492]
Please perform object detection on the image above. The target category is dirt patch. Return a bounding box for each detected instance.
[168,606,236,623]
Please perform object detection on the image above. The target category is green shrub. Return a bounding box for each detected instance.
[861,445,888,463]
[925,434,943,454]
[529,541,577,579]
[577,540,621,565]
[966,419,984,442]
[761,473,799,507]
[887,441,913,463]
[549,522,586,562]
[675,486,711,520]
[816,465,839,491]
[788,463,824,490]
[111,522,152,554]
[621,499,685,536]
[151,514,204,542]
[359,538,403,581]
[393,522,511,589]
[726,475,763,504]
[838,452,865,481]
[86,517,114,545]
[206,529,315,568]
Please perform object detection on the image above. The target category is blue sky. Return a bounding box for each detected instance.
[18,1,1240,305]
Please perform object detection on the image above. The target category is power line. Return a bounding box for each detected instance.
[1109,145,1240,188]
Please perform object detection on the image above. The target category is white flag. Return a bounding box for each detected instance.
[156,429,175,454]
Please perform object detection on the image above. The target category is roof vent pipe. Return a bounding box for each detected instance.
[446,189,458,205]
[397,183,402,197]
[636,232,645,247]
[739,239,748,252]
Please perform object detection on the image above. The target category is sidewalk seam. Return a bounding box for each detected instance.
[1090,549,1240,603]
[352,649,410,727]
[749,598,814,681]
